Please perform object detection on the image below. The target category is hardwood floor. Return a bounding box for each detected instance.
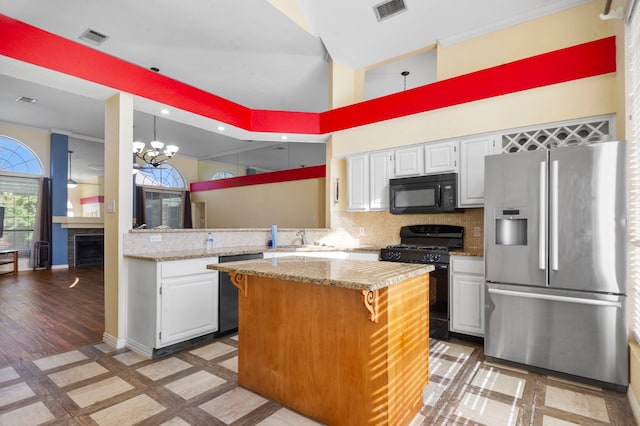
[0,266,104,368]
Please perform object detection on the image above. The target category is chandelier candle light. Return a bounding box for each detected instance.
[133,115,179,168]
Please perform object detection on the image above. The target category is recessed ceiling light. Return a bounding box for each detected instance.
[281,135,288,140]
[217,125,225,131]
[160,109,170,115]
[16,96,37,104]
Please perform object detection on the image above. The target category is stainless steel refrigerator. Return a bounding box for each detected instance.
[484,140,627,389]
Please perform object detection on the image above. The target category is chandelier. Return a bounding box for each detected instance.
[132,115,179,168]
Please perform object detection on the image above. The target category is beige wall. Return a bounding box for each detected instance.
[190,178,326,228]
[437,0,614,80]
[0,123,50,177]
[165,155,199,186]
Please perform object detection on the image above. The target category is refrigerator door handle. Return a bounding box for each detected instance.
[539,161,546,270]
[487,288,622,308]
[550,160,559,271]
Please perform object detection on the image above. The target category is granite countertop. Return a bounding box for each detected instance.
[124,246,268,261]
[269,245,380,253]
[124,245,380,262]
[206,257,434,291]
[450,249,484,257]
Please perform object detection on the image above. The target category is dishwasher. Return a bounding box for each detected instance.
[217,252,263,336]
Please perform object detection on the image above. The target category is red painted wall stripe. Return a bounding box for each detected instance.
[0,15,252,131]
[80,195,104,205]
[319,36,616,133]
[0,13,616,135]
[190,165,325,192]
[251,109,321,134]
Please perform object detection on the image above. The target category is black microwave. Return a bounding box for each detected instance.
[389,173,459,214]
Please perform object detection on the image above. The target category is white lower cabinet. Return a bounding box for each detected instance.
[450,256,484,337]
[126,257,219,358]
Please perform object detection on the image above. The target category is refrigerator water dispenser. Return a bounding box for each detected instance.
[495,209,527,246]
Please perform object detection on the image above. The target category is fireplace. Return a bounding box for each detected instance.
[74,234,104,266]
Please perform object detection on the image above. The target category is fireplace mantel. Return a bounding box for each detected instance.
[53,216,104,229]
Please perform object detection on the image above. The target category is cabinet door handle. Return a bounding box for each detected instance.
[539,161,546,271]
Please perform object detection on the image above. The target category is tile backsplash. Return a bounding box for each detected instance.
[123,228,332,255]
[122,209,484,255]
[331,208,484,251]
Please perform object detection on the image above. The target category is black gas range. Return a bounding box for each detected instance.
[380,224,464,264]
[380,224,464,340]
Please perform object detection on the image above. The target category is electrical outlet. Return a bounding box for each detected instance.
[150,235,162,243]
[359,227,365,236]
[473,227,482,237]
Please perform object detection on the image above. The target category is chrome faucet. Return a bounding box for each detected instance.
[296,230,307,246]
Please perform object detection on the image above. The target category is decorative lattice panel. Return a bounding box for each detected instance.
[500,118,613,153]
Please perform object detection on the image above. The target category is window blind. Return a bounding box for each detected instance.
[627,0,640,344]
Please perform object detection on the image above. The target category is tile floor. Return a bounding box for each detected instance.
[0,334,635,425]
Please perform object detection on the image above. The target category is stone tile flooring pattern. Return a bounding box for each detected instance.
[0,334,635,425]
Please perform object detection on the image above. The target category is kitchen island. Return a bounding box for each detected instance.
[207,257,433,426]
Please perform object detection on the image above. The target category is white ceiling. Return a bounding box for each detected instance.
[0,0,593,182]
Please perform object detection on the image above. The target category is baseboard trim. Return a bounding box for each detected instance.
[629,385,640,424]
[125,338,153,359]
[103,332,126,350]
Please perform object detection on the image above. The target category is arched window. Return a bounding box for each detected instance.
[211,170,236,180]
[0,136,43,256]
[0,136,43,175]
[135,163,185,188]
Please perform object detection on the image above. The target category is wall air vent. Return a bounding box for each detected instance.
[373,0,407,22]
[79,28,109,46]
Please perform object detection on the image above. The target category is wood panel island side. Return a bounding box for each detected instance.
[207,257,434,426]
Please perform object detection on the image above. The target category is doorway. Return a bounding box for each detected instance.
[193,201,206,228]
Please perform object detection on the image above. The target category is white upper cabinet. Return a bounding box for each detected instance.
[424,140,459,174]
[394,145,424,177]
[347,154,369,211]
[459,135,500,207]
[369,150,393,210]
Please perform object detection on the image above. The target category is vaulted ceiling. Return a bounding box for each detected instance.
[0,0,593,181]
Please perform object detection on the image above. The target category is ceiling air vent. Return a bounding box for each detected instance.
[79,28,109,46]
[373,0,407,22]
